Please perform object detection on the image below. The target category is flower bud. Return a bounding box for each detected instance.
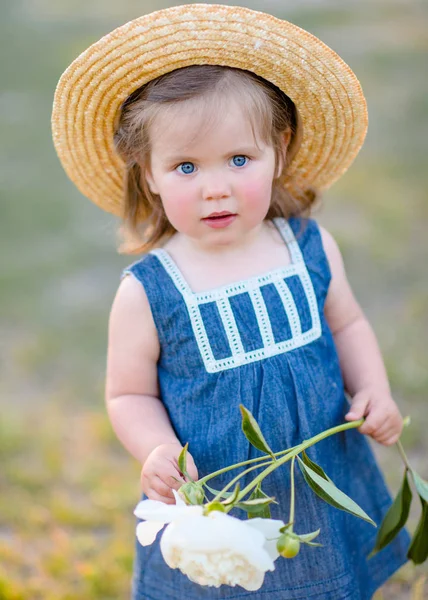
[179,482,205,505]
[276,533,301,558]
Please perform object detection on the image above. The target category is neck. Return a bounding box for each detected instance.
[178,222,268,259]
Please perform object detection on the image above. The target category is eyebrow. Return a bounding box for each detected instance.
[163,146,261,164]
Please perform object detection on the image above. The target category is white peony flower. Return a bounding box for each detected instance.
[134,490,203,545]
[134,491,284,590]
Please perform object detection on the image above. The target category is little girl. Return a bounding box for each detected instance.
[52,4,410,599]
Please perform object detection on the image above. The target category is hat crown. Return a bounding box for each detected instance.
[52,3,367,215]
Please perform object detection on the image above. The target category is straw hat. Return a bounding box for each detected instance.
[52,3,368,216]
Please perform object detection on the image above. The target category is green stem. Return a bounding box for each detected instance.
[237,418,364,501]
[211,459,273,505]
[198,444,299,485]
[289,456,296,528]
[396,439,412,471]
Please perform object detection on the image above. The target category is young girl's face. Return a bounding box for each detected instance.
[144,97,282,251]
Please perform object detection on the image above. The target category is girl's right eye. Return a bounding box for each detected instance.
[176,162,196,175]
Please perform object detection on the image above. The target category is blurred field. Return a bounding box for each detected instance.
[1,0,427,598]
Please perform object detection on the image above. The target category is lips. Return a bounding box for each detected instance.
[203,211,235,219]
[202,212,237,229]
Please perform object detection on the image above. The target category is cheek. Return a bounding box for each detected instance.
[160,185,196,229]
[238,175,273,213]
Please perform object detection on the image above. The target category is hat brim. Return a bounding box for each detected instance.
[52,3,368,216]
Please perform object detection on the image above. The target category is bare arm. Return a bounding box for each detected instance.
[105,274,197,501]
[320,226,402,445]
[106,275,178,462]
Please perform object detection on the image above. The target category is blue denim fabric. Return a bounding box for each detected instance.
[125,218,409,600]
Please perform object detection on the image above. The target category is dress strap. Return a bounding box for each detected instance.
[150,248,194,299]
[272,217,305,266]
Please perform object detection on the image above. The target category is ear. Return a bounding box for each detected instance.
[144,166,159,195]
[275,129,292,178]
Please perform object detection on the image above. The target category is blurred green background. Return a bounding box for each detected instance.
[1,0,427,598]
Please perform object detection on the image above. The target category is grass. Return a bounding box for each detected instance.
[0,401,138,599]
[1,0,427,597]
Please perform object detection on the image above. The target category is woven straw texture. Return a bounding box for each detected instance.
[52,4,368,216]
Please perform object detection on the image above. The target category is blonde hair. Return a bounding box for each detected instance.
[114,65,318,254]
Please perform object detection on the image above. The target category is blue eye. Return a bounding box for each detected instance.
[177,162,195,174]
[231,155,248,167]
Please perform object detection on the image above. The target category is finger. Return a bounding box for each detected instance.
[380,432,401,446]
[345,394,370,421]
[374,430,399,445]
[357,406,387,435]
[152,475,176,499]
[146,488,176,505]
[359,417,383,436]
[185,454,199,482]
[368,419,392,439]
[159,471,186,491]
[170,454,198,484]
[140,469,176,497]
[373,425,401,446]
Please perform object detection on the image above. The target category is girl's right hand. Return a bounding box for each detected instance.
[141,442,199,504]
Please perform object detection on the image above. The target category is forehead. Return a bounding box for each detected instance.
[148,94,267,156]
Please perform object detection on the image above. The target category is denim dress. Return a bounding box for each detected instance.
[125,217,409,600]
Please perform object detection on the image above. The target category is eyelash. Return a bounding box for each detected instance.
[175,155,250,174]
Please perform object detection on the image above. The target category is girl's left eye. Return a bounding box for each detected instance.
[231,155,248,168]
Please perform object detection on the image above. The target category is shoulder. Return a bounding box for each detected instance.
[113,271,151,313]
[287,216,326,250]
[123,252,160,281]
[288,217,339,251]
[318,225,346,275]
[110,268,155,323]
[287,217,339,275]
[317,225,363,331]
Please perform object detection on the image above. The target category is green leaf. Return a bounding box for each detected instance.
[204,484,233,500]
[301,451,332,482]
[300,540,323,547]
[369,469,412,558]
[407,498,428,565]
[237,497,275,515]
[297,456,376,526]
[223,484,241,506]
[297,529,321,543]
[245,483,273,519]
[293,529,322,547]
[239,404,275,458]
[411,470,428,503]
[178,443,190,478]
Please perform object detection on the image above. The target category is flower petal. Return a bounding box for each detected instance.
[134,498,202,523]
[136,521,165,546]
[246,518,284,561]
[160,512,276,590]
[161,512,275,571]
[172,489,186,506]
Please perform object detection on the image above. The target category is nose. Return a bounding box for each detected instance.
[202,172,231,201]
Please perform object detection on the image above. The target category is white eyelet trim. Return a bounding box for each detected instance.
[275,279,302,340]
[249,288,276,348]
[217,297,246,358]
[151,218,321,373]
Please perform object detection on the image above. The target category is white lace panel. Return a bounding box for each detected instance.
[151,219,321,373]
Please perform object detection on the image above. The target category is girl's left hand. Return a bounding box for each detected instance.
[345,389,403,446]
